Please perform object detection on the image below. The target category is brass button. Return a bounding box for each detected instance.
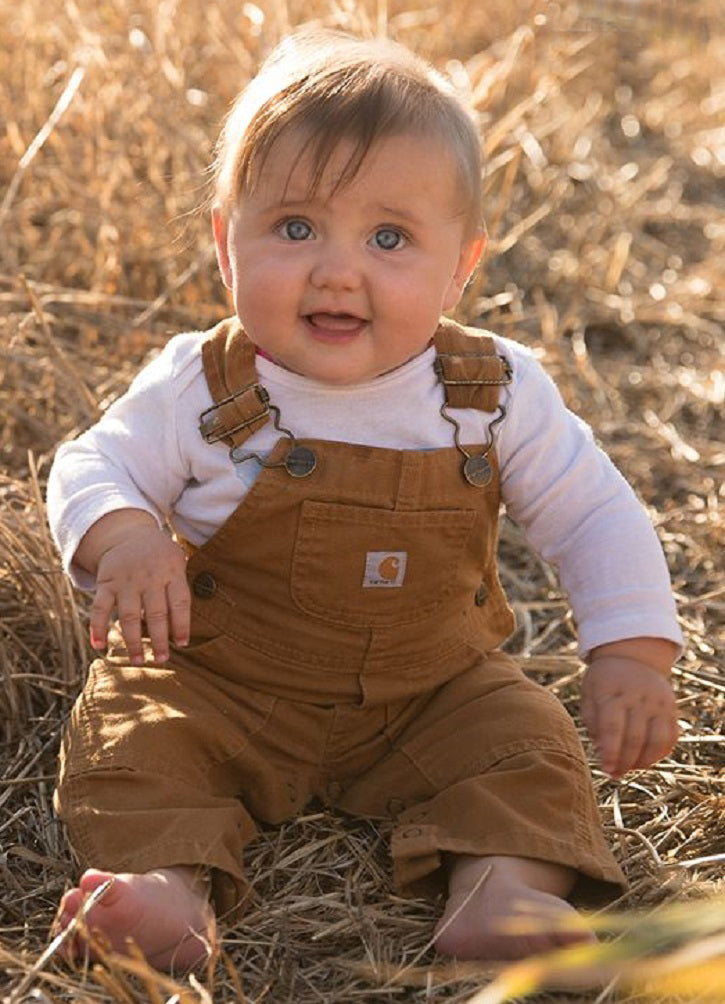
[285,445,317,478]
[474,582,488,606]
[192,571,217,599]
[463,455,492,487]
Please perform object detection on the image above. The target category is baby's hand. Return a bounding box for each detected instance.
[79,510,191,665]
[580,643,679,778]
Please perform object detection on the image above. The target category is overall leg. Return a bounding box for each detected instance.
[54,643,278,968]
[336,651,625,960]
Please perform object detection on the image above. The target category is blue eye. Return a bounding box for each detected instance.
[280,219,313,241]
[373,227,405,251]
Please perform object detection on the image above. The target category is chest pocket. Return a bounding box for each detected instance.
[291,500,478,628]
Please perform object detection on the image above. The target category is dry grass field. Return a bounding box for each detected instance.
[1,0,723,1001]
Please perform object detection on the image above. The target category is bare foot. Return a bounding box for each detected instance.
[434,854,595,961]
[54,866,216,972]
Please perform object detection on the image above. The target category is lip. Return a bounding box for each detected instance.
[303,312,368,343]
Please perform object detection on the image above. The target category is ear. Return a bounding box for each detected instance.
[212,207,233,289]
[442,231,486,311]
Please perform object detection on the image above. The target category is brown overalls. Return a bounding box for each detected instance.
[55,318,626,920]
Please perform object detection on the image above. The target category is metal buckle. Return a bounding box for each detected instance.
[199,383,270,444]
[433,353,513,387]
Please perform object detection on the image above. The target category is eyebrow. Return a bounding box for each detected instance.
[252,194,428,225]
[375,204,422,223]
[264,195,313,209]
[254,194,423,220]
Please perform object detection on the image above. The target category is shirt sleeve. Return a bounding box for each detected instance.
[496,347,683,658]
[46,341,192,589]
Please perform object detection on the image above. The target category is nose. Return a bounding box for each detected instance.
[309,241,362,292]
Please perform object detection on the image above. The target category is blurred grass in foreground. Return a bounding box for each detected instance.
[468,894,725,1001]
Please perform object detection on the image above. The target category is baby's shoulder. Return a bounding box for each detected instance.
[132,331,206,397]
[155,330,205,376]
[458,329,568,427]
[486,331,534,369]
[467,329,543,396]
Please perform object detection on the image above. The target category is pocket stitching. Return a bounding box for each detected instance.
[291,501,478,627]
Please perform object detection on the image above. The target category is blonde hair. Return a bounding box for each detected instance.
[213,28,483,236]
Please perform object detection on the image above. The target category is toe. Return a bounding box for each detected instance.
[79,868,116,895]
[58,887,84,921]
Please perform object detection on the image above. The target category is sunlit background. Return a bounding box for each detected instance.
[1,2,723,1000]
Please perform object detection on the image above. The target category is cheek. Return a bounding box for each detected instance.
[240,250,301,290]
[232,260,301,334]
[231,255,281,302]
[380,268,450,317]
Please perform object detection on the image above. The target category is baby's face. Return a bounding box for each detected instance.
[213,130,481,385]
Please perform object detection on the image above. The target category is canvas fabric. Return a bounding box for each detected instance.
[55,319,626,922]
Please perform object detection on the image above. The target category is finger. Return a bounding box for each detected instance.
[592,698,627,777]
[115,591,145,665]
[142,587,172,664]
[613,706,649,776]
[633,712,678,769]
[579,688,597,737]
[89,586,115,651]
[166,577,191,648]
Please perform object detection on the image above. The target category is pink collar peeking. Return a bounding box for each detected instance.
[213,131,484,386]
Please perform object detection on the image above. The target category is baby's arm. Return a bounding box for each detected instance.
[47,336,209,663]
[494,342,682,778]
[76,509,190,665]
[580,637,679,778]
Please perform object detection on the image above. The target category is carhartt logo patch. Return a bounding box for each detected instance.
[363,551,407,588]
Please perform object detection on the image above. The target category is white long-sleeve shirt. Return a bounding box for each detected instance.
[46,328,683,658]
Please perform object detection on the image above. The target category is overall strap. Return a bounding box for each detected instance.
[198,317,271,449]
[433,318,512,412]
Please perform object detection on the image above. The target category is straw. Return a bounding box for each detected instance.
[1,0,722,1001]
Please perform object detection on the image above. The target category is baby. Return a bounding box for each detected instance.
[47,28,682,973]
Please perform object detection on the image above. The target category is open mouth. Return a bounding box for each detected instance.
[306,312,365,330]
[304,312,367,340]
